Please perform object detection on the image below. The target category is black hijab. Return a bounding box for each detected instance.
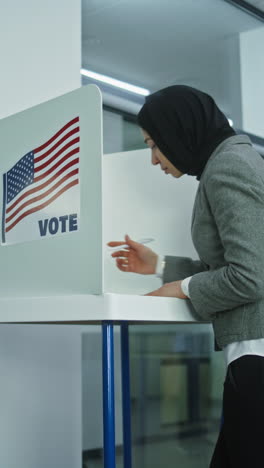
[137,85,236,180]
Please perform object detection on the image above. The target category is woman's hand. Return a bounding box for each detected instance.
[145,281,188,299]
[108,235,158,275]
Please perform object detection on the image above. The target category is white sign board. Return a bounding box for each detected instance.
[0,85,103,297]
[2,117,80,245]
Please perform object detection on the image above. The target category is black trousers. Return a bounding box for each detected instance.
[209,355,264,467]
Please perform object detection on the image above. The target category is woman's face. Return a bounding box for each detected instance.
[142,130,184,178]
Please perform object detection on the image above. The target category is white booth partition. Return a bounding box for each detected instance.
[0,85,215,468]
[103,147,199,296]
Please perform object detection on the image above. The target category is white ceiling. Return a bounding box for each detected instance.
[82,0,261,87]
[82,0,263,118]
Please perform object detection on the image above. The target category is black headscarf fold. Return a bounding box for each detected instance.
[137,85,236,180]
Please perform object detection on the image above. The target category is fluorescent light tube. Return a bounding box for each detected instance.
[81,68,150,96]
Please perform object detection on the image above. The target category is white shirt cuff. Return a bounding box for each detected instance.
[156,255,166,278]
[181,276,192,298]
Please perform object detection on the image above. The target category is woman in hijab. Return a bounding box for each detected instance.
[108,85,264,467]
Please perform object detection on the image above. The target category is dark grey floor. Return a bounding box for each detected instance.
[83,397,220,468]
[83,430,218,468]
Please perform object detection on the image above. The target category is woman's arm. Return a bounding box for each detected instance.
[146,257,208,301]
[189,152,264,319]
[163,256,208,283]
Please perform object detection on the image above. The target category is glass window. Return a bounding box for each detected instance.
[103,107,145,154]
[82,324,226,468]
[129,324,225,468]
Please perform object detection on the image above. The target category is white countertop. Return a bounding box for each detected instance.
[0,293,203,324]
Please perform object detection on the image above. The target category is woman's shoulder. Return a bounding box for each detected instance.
[204,141,264,183]
[199,144,264,204]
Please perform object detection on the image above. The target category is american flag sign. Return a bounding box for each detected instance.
[2,117,80,244]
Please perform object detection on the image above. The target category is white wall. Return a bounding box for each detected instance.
[240,26,264,137]
[225,35,243,129]
[0,325,83,468]
[82,330,123,451]
[0,0,80,119]
[0,2,83,467]
[182,38,241,126]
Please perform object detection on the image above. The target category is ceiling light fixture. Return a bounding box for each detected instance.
[224,0,264,21]
[81,68,150,96]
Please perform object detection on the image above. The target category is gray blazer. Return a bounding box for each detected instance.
[163,135,264,349]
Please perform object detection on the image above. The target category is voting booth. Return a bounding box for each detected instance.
[0,83,199,322]
[0,85,205,468]
[0,85,102,298]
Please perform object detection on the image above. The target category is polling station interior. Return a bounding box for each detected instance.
[0,1,264,468]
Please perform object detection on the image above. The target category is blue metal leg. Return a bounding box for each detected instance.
[102,322,116,468]
[138,332,146,468]
[121,323,132,468]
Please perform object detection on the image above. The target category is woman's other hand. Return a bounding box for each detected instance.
[108,235,158,274]
[145,281,188,299]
